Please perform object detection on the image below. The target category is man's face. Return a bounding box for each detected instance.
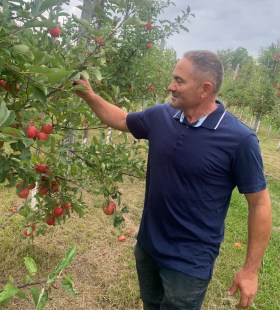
[168,58,202,110]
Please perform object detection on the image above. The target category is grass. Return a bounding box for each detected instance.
[0,112,279,310]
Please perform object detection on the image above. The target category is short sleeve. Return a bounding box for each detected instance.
[232,134,267,194]
[126,108,153,139]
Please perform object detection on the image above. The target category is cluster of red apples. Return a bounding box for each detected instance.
[17,161,71,235]
[25,123,53,141]
[145,21,153,49]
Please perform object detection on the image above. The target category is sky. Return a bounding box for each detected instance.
[164,0,280,58]
[66,0,279,59]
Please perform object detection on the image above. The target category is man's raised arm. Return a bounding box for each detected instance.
[74,78,129,132]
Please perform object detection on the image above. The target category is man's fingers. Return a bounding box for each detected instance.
[227,281,238,296]
[236,293,255,308]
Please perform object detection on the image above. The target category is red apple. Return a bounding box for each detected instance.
[38,186,48,195]
[126,229,133,235]
[51,184,59,192]
[0,80,12,93]
[118,235,126,242]
[41,123,53,134]
[62,202,71,210]
[53,207,64,217]
[36,132,48,141]
[102,200,116,215]
[17,188,30,199]
[46,217,55,226]
[146,42,152,49]
[49,27,61,38]
[26,125,38,138]
[35,163,48,173]
[146,21,153,30]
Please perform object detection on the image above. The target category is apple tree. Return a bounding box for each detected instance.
[0,0,193,235]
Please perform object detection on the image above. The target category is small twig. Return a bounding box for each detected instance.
[59,125,107,131]
[17,280,47,289]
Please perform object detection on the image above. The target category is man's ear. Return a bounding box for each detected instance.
[200,82,213,98]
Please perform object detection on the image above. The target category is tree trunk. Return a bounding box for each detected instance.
[106,127,112,145]
[252,115,261,132]
[266,126,271,139]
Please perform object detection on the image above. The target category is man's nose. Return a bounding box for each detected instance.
[168,82,176,92]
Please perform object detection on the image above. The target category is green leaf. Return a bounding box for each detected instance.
[47,272,57,283]
[29,66,53,74]
[31,85,47,103]
[113,214,125,227]
[35,288,48,310]
[92,67,102,81]
[61,274,79,296]
[111,84,119,98]
[12,44,34,61]
[24,274,31,284]
[123,16,142,26]
[80,70,89,79]
[23,19,56,29]
[1,127,21,135]
[30,287,48,310]
[30,287,40,305]
[0,47,11,58]
[121,205,129,214]
[39,0,62,13]
[24,257,38,276]
[52,245,76,276]
[47,70,72,84]
[71,85,89,91]
[1,110,16,128]
[0,101,13,128]
[16,290,27,299]
[0,282,19,306]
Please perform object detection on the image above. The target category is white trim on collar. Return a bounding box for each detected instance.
[214,111,226,130]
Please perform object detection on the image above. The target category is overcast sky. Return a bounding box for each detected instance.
[164,0,280,58]
[67,0,279,58]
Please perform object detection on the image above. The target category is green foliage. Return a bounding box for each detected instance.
[0,245,78,309]
[0,0,192,236]
[219,44,280,130]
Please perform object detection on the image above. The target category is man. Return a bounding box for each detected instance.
[74,50,272,310]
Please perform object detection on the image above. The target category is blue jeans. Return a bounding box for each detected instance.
[134,243,210,310]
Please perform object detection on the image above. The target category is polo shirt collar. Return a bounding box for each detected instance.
[173,100,226,130]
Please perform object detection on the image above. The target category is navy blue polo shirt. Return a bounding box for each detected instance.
[126,101,266,280]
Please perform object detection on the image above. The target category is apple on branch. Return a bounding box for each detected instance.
[102,200,116,215]
[49,26,61,38]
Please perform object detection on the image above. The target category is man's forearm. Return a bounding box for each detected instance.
[84,92,129,132]
[243,190,272,273]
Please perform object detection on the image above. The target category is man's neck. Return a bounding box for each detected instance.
[183,101,218,124]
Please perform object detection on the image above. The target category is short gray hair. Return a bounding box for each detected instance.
[183,50,224,94]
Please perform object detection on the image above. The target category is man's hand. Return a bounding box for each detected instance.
[73,78,95,101]
[227,268,258,308]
